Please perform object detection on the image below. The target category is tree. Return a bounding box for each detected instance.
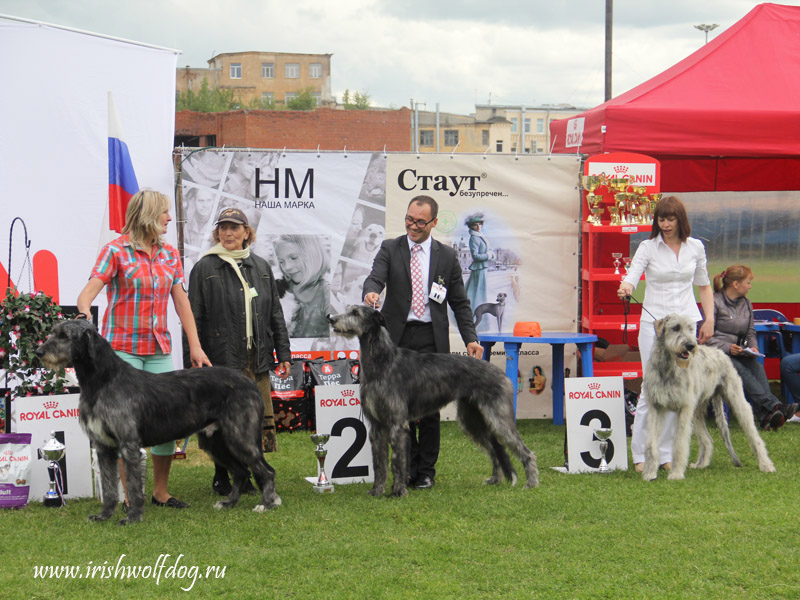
[286,88,317,111]
[342,89,371,110]
[176,78,239,112]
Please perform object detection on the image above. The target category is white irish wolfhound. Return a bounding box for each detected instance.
[642,314,775,481]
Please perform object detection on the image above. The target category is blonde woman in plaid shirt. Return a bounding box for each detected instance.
[78,189,211,509]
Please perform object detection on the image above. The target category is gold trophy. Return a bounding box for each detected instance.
[608,205,620,226]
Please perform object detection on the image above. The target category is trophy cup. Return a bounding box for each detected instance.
[594,427,613,473]
[623,256,632,274]
[586,193,597,223]
[612,252,623,275]
[310,433,334,493]
[41,431,66,507]
[608,205,620,226]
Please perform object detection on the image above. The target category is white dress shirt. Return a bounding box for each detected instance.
[622,234,710,323]
[406,235,433,323]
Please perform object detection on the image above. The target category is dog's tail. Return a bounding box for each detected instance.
[712,396,742,467]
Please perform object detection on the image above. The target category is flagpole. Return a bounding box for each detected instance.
[0,13,181,55]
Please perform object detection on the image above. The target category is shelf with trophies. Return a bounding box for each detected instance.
[579,154,661,381]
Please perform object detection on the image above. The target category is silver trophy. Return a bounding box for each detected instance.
[593,427,613,473]
[310,433,334,493]
[41,431,66,507]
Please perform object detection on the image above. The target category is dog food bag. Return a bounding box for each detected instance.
[0,433,33,509]
[271,361,309,432]
[306,358,360,386]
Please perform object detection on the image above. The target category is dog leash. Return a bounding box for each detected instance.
[621,294,657,344]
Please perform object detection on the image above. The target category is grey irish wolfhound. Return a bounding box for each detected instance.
[36,319,281,524]
[328,305,538,497]
[642,313,775,481]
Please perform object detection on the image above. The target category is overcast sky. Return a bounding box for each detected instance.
[1,0,794,114]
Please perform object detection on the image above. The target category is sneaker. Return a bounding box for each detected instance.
[762,408,785,431]
[787,414,800,424]
[780,403,800,420]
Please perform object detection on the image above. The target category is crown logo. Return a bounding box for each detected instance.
[3,450,12,456]
[43,401,59,410]
[588,383,601,390]
[613,165,629,174]
[341,389,355,398]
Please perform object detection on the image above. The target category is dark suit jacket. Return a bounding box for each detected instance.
[362,235,478,353]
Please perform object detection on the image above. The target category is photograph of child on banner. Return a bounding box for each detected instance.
[273,234,331,339]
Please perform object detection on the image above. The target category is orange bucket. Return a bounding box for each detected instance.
[513,321,541,337]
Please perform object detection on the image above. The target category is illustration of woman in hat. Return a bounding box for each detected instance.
[464,212,492,313]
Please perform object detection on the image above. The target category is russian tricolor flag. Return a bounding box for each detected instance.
[107,91,139,233]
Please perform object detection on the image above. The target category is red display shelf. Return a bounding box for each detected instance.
[581,267,643,282]
[592,362,643,379]
[582,222,651,234]
[582,314,641,332]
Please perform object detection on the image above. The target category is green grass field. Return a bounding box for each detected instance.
[4,419,800,599]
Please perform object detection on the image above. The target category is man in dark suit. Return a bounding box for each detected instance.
[363,195,483,489]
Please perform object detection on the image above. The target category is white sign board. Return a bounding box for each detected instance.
[565,377,628,473]
[313,385,373,484]
[12,394,94,500]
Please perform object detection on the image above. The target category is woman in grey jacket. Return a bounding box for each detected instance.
[706,264,797,430]
[186,207,292,494]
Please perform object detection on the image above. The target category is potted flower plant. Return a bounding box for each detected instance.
[0,287,68,431]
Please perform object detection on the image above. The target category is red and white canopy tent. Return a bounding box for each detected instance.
[550,3,800,192]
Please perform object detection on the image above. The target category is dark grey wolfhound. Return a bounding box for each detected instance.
[328,305,538,497]
[36,319,281,524]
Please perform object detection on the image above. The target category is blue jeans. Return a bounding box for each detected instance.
[730,355,781,423]
[781,353,800,400]
[113,350,176,456]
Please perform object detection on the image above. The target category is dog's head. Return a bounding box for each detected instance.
[357,224,386,251]
[495,293,507,304]
[327,305,387,338]
[36,319,102,370]
[654,314,697,369]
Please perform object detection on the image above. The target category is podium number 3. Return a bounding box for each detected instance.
[579,409,613,468]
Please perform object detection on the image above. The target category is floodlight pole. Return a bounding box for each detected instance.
[694,23,719,45]
[604,0,613,101]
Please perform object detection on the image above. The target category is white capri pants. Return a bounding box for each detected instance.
[630,320,677,465]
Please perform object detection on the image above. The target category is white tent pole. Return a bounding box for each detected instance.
[0,13,181,54]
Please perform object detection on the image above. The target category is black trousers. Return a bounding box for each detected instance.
[399,321,439,482]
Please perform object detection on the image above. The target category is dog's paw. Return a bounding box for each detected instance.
[484,475,502,485]
[367,487,384,497]
[666,471,685,480]
[760,462,777,473]
[388,487,408,498]
[88,514,108,522]
[118,516,141,525]
[252,495,282,512]
[213,501,227,510]
[641,464,658,481]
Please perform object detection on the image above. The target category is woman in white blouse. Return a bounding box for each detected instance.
[617,196,715,471]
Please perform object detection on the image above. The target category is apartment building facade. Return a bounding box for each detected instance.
[413,109,512,154]
[474,104,586,154]
[176,51,333,107]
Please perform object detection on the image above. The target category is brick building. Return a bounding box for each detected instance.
[176,51,333,107]
[174,107,412,151]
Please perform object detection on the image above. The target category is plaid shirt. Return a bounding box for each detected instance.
[91,235,185,355]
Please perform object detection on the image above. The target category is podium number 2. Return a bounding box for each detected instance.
[330,417,369,478]
[579,409,613,468]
